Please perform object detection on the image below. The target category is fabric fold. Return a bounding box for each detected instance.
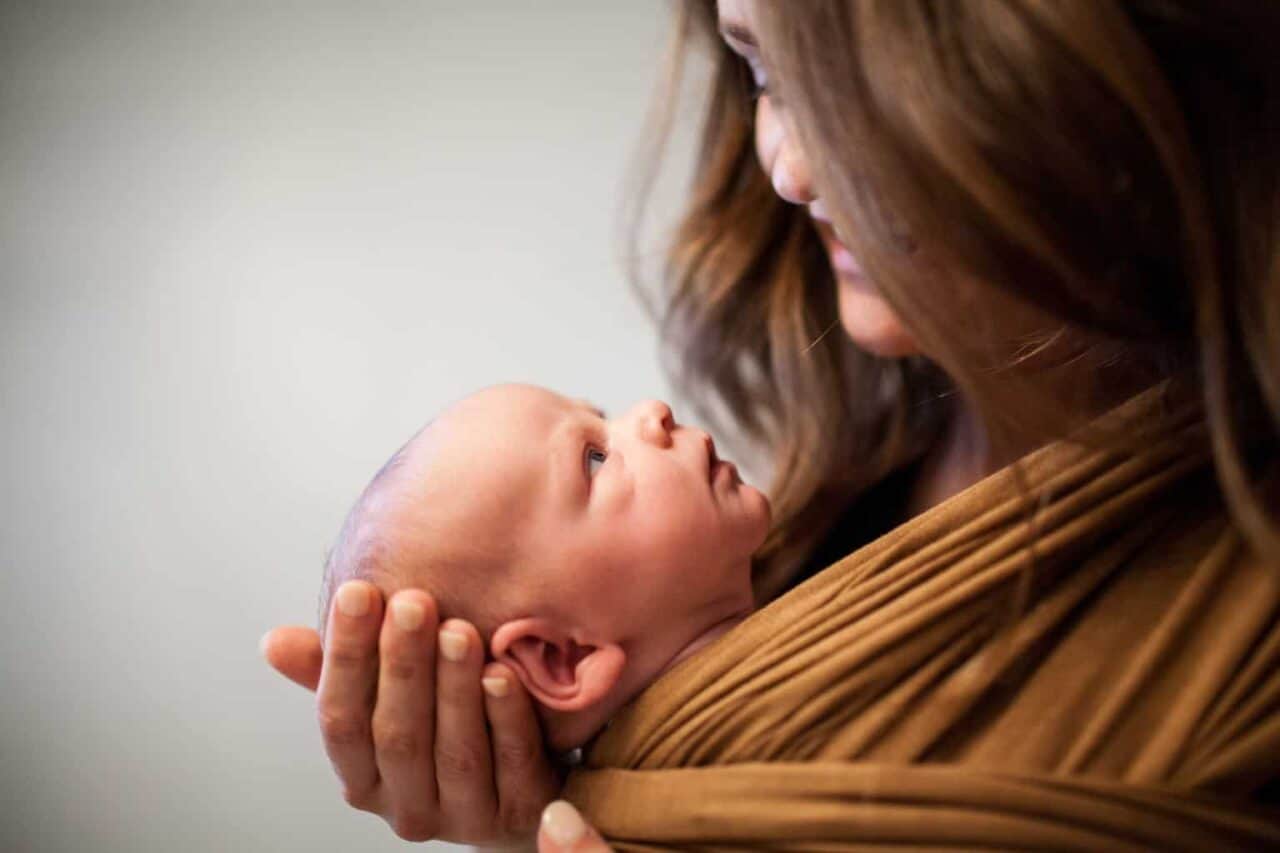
[566,764,1280,851]
[566,391,1280,849]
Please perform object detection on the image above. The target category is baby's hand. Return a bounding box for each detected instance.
[261,582,561,844]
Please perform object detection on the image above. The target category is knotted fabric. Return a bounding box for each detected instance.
[565,392,1280,850]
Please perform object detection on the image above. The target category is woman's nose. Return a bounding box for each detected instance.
[754,96,817,205]
[772,141,816,205]
[630,399,674,448]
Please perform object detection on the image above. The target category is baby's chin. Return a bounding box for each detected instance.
[706,488,770,598]
[736,481,773,548]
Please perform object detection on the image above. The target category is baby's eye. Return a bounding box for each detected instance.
[585,447,607,479]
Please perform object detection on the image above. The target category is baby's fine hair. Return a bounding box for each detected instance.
[317,440,416,637]
[316,419,514,644]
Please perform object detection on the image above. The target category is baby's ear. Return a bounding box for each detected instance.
[490,618,625,713]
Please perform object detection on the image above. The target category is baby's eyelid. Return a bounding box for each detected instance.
[584,444,608,481]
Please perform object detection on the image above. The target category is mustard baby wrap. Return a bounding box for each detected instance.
[565,395,1280,850]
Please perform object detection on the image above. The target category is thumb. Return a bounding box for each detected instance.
[259,625,323,692]
[538,800,613,853]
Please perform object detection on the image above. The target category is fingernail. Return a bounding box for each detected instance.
[336,582,370,617]
[542,800,586,847]
[390,598,425,632]
[438,629,467,662]
[482,676,509,698]
[257,631,271,659]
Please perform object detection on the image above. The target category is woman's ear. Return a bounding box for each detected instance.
[490,618,625,713]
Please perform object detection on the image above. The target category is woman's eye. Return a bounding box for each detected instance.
[585,447,607,479]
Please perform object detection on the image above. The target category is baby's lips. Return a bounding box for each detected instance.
[702,432,720,480]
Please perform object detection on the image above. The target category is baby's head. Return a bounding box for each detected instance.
[321,384,771,749]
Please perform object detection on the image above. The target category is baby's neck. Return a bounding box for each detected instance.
[658,609,750,672]
[540,608,752,753]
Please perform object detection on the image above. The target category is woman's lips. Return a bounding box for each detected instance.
[827,238,864,280]
[813,218,865,280]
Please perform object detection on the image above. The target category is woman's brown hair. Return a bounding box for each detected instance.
[635,1,951,601]
[641,0,1279,597]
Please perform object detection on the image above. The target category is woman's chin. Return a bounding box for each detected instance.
[837,280,920,358]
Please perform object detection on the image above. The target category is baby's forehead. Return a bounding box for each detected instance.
[362,384,605,590]
[433,385,602,458]
[395,387,565,523]
[448,383,582,422]
[358,443,525,589]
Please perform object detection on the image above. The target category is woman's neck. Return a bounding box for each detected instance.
[904,396,995,518]
[901,361,1162,514]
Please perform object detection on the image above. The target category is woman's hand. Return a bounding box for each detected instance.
[538,801,613,853]
[261,581,561,844]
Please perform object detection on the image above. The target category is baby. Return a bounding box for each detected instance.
[320,383,771,751]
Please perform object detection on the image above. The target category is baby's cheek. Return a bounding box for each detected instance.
[658,502,720,556]
[633,480,692,533]
[624,516,692,577]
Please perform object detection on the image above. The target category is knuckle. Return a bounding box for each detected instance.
[341,785,375,811]
[494,738,540,774]
[390,812,437,842]
[327,645,371,671]
[381,657,417,682]
[318,708,369,747]
[373,725,420,761]
[434,741,485,779]
[499,802,543,835]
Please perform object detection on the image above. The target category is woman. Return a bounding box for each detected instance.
[263,1,1280,848]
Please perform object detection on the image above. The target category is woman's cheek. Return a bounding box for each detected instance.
[754,97,783,179]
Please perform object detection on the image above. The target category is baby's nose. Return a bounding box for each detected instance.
[632,399,674,447]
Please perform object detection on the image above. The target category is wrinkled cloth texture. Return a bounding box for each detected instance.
[564,393,1280,850]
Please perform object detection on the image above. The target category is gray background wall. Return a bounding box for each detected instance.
[0,3,702,851]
